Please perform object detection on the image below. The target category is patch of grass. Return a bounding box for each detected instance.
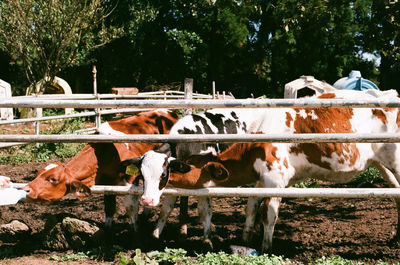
[117,249,400,265]
[48,252,91,262]
[314,256,398,265]
[119,248,287,265]
[0,117,88,165]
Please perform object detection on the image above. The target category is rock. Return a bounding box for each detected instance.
[0,220,31,243]
[43,216,102,250]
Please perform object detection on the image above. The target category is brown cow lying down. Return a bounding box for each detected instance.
[23,109,178,231]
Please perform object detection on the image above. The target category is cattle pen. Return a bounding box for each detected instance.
[2,95,400,199]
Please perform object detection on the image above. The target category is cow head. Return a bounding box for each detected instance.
[121,143,191,207]
[24,163,91,203]
[186,154,230,184]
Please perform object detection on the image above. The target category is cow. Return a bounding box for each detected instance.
[175,91,400,253]
[23,109,179,232]
[121,108,259,246]
[122,89,400,251]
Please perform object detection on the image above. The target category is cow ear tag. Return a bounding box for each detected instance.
[126,164,140,176]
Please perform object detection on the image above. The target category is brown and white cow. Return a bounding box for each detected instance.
[181,91,400,253]
[23,109,178,231]
[122,89,400,252]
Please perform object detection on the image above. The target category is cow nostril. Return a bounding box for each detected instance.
[23,186,31,194]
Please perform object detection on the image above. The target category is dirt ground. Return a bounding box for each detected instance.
[0,160,400,264]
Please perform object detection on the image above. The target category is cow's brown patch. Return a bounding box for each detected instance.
[372,109,387,124]
[290,108,359,169]
[317,93,336,99]
[286,112,293,128]
[397,111,400,129]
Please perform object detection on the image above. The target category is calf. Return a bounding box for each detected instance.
[23,109,178,231]
[122,108,257,244]
[183,96,400,252]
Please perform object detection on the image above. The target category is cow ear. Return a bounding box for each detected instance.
[121,157,142,176]
[207,163,229,182]
[121,157,142,167]
[169,160,191,173]
[68,181,91,197]
[157,143,172,157]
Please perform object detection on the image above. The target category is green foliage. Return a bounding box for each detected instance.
[147,248,190,264]
[117,249,400,265]
[313,256,397,265]
[294,180,320,188]
[195,252,287,265]
[48,252,92,262]
[117,248,288,265]
[2,0,398,99]
[0,0,123,94]
[350,166,383,186]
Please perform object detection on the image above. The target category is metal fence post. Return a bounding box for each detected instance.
[93,66,101,129]
[184,78,193,116]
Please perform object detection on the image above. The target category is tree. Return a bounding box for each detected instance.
[362,0,400,91]
[0,0,122,94]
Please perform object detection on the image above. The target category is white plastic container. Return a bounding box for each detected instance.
[230,245,259,256]
[0,187,26,206]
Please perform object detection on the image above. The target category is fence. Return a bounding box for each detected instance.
[3,96,400,198]
[0,79,212,146]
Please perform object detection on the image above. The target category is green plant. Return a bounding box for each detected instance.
[294,179,320,188]
[350,166,383,186]
[195,252,287,265]
[48,251,91,261]
[147,248,190,264]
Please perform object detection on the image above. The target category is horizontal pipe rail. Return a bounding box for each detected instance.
[15,92,212,100]
[0,133,400,143]
[11,183,400,198]
[1,98,400,109]
[0,108,153,125]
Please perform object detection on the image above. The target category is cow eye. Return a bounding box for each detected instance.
[48,177,59,184]
[158,170,170,190]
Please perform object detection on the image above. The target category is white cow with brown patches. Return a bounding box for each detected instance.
[162,90,400,253]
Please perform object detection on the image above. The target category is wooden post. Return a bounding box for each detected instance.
[184,78,193,115]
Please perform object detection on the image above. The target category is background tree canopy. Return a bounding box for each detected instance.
[0,0,398,98]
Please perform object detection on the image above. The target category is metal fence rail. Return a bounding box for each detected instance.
[1,98,400,109]
[3,96,400,198]
[0,133,400,143]
[11,184,400,198]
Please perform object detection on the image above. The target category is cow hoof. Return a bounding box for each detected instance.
[202,239,213,251]
[389,236,400,247]
[179,224,188,236]
[152,229,160,239]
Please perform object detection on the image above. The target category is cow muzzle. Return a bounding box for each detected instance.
[140,196,157,207]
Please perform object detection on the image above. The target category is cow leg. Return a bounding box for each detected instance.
[374,162,400,240]
[104,194,116,229]
[153,195,177,239]
[198,196,213,249]
[260,197,281,253]
[124,195,140,232]
[243,197,263,245]
[179,196,189,237]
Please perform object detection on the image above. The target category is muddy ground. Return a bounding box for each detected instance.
[0,160,400,264]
